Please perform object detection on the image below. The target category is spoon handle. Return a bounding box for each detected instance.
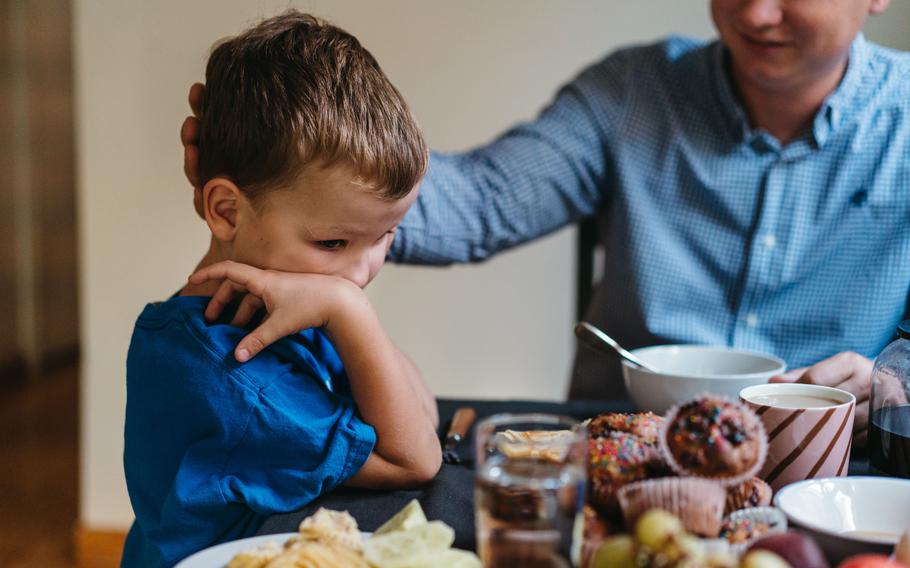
[574,322,658,372]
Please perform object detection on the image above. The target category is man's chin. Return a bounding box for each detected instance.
[732,61,802,94]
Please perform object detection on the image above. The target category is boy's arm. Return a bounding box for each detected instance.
[325,286,440,484]
[188,262,441,486]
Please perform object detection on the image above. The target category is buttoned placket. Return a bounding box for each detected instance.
[731,134,817,347]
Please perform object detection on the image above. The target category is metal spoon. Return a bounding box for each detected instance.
[574,321,659,372]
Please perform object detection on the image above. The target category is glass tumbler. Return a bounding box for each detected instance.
[474,413,587,568]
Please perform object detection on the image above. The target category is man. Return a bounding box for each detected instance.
[183,0,905,440]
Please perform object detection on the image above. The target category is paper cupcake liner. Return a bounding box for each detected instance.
[659,394,768,488]
[616,477,726,538]
[722,506,787,557]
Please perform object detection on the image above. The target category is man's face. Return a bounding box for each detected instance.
[232,166,418,289]
[711,0,889,93]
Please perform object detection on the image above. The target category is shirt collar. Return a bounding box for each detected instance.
[711,41,750,144]
[711,33,869,149]
[814,33,868,145]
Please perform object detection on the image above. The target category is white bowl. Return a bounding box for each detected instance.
[774,476,910,562]
[621,345,786,413]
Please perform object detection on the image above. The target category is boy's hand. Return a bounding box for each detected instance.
[188,261,361,362]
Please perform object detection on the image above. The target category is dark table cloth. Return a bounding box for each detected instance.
[257,398,872,551]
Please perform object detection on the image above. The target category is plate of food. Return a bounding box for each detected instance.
[175,500,480,568]
[174,533,299,567]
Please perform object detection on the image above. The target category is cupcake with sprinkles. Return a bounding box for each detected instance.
[587,431,670,518]
[660,395,767,486]
[586,412,664,443]
[720,506,787,554]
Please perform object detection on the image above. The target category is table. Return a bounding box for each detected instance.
[257,398,872,551]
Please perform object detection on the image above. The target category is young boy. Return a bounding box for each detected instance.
[122,12,440,567]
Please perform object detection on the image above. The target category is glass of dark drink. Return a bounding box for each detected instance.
[869,321,910,478]
[473,413,587,568]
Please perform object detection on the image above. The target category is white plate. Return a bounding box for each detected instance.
[175,532,371,568]
[774,476,910,561]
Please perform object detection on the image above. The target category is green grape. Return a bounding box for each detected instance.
[740,550,792,568]
[591,535,636,568]
[668,534,704,561]
[635,509,684,550]
[705,553,738,568]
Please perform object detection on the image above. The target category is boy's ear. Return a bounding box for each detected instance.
[202,178,247,241]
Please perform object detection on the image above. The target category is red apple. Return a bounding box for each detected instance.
[837,554,910,568]
[748,532,829,568]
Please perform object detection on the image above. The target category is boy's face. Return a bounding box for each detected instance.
[231,165,418,289]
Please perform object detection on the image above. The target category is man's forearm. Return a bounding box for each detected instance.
[389,77,610,266]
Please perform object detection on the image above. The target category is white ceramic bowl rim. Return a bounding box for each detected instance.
[623,345,787,380]
[773,476,910,546]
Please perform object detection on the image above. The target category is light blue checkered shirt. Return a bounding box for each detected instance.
[390,35,910,399]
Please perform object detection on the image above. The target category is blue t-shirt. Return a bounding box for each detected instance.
[121,295,376,567]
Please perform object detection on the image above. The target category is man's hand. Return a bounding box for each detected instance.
[181,83,205,216]
[188,261,361,362]
[770,351,872,443]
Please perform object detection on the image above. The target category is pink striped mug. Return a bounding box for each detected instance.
[740,383,856,492]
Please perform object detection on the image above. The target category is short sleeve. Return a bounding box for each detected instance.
[218,355,376,514]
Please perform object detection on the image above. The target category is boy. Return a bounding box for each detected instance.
[122,12,440,567]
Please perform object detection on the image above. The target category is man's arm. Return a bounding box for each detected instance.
[389,68,623,265]
[183,53,627,266]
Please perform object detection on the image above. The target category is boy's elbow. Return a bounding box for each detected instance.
[346,450,441,490]
[407,453,442,485]
[386,449,442,487]
[389,434,442,486]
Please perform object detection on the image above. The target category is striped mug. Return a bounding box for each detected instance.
[740,383,856,492]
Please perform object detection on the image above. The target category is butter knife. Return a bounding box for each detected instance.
[442,407,477,465]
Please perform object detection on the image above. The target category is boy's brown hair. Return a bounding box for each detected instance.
[198,11,427,203]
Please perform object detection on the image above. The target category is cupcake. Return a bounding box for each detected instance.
[720,507,787,554]
[588,432,671,517]
[616,477,727,537]
[660,396,767,486]
[587,412,664,443]
[725,477,772,515]
[580,505,610,568]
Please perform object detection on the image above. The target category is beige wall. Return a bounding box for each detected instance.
[75,0,909,530]
[866,2,910,51]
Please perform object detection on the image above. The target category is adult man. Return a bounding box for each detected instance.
[183,0,905,439]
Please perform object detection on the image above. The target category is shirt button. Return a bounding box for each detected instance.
[746,313,759,328]
[762,234,777,249]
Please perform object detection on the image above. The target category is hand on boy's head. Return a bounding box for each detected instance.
[188,261,365,363]
[181,82,205,191]
[769,351,873,442]
[188,82,204,116]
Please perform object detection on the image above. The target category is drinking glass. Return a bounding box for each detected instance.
[473,413,587,568]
